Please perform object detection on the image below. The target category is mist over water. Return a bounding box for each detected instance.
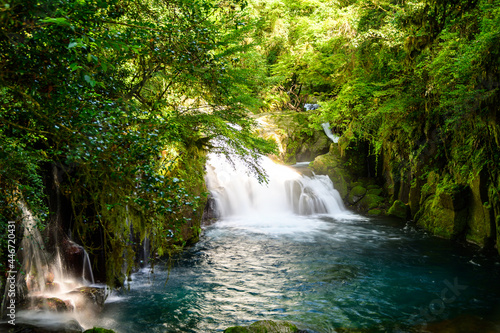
[93,154,500,332]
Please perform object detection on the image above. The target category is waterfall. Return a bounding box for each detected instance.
[321,122,339,143]
[82,251,95,284]
[205,153,345,219]
[19,202,97,292]
[11,201,104,324]
[19,201,54,295]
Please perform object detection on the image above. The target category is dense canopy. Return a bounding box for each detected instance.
[1,0,499,284]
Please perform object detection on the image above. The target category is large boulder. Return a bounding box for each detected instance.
[310,145,353,200]
[466,171,495,247]
[347,185,367,205]
[415,179,469,239]
[387,200,409,220]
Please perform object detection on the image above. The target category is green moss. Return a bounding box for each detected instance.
[367,188,383,196]
[416,194,468,239]
[465,173,493,247]
[350,181,364,189]
[348,185,367,204]
[387,200,408,220]
[497,215,500,255]
[367,209,383,216]
[357,194,384,211]
[310,151,350,199]
[84,328,116,333]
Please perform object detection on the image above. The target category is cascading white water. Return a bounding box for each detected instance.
[205,153,345,219]
[321,122,340,143]
[20,202,66,295]
[11,201,105,332]
[19,202,95,295]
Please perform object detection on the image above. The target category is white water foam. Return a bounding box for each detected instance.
[14,202,101,330]
[321,122,340,143]
[205,153,357,237]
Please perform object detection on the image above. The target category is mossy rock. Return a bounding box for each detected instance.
[347,186,367,205]
[416,194,468,239]
[356,194,384,211]
[387,200,408,220]
[367,188,383,196]
[367,209,383,216]
[366,184,380,190]
[465,173,493,247]
[350,181,364,189]
[224,320,300,333]
[414,173,473,239]
[84,328,116,333]
[310,152,350,199]
[30,296,71,312]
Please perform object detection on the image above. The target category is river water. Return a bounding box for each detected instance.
[92,155,500,332]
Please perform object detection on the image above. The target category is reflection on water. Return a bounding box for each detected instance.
[93,215,500,332]
[92,154,500,332]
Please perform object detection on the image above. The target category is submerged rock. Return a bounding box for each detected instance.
[415,314,499,332]
[224,320,306,333]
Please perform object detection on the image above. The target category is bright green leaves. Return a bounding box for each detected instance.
[249,0,499,186]
[1,0,279,284]
[40,17,72,26]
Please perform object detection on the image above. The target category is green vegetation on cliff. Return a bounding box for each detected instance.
[0,0,275,285]
[1,0,499,290]
[247,0,500,251]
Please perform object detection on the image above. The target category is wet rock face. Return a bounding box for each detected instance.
[28,296,74,312]
[67,286,108,311]
[21,286,107,315]
[202,193,220,223]
[60,237,87,281]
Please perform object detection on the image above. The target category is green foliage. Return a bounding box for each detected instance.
[251,0,500,189]
[0,0,275,285]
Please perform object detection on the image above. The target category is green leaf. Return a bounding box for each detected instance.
[40,17,71,26]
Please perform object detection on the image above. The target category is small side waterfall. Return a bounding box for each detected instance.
[20,201,96,293]
[8,201,105,331]
[205,154,345,218]
[321,122,340,143]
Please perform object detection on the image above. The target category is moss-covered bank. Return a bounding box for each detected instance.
[309,141,389,216]
[254,111,330,164]
[310,136,500,254]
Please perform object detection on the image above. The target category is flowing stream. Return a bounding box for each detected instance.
[94,154,500,332]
